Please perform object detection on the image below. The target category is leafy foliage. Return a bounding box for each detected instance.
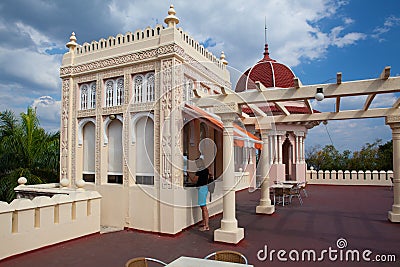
[306,139,393,171]
[0,108,59,202]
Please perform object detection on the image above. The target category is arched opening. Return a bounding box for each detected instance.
[282,136,293,181]
[83,122,95,182]
[108,120,123,184]
[135,117,154,185]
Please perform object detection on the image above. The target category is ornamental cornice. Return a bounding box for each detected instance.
[60,44,184,78]
[294,131,305,137]
[386,115,400,125]
[213,102,240,115]
[129,102,155,112]
[101,106,124,115]
[77,109,96,118]
[183,54,230,88]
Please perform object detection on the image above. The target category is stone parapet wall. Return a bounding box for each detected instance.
[306,169,393,186]
[0,191,101,260]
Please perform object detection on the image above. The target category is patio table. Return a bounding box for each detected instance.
[166,256,253,266]
[270,184,293,206]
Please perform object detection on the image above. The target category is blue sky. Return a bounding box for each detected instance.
[0,0,399,152]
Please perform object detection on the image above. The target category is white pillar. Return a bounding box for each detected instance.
[295,135,300,164]
[278,135,283,164]
[386,116,400,222]
[214,112,244,244]
[302,136,306,164]
[256,129,275,214]
[269,135,273,164]
[299,136,304,164]
[274,135,278,163]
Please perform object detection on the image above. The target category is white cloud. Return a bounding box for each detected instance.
[307,118,391,152]
[106,0,367,68]
[0,46,61,90]
[32,96,61,132]
[372,15,400,41]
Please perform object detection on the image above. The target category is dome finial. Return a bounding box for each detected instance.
[164,4,180,28]
[220,51,228,65]
[264,16,268,44]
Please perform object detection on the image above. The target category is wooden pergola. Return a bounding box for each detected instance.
[192,66,400,244]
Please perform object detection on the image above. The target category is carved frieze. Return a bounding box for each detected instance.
[60,44,182,77]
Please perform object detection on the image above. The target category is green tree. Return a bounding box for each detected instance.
[0,108,59,202]
[306,139,393,171]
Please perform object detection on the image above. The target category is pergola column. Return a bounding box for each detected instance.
[386,115,400,222]
[256,128,275,214]
[214,111,244,244]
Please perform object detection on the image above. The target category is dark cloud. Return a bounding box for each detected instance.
[0,0,124,45]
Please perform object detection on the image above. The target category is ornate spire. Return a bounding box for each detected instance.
[164,4,180,28]
[262,42,274,61]
[66,32,78,52]
[220,51,228,65]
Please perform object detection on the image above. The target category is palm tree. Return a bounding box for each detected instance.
[0,107,59,202]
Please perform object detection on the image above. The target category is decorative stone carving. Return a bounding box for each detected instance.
[60,44,184,77]
[294,131,305,137]
[77,109,96,118]
[213,103,240,115]
[60,79,70,181]
[386,115,400,125]
[129,102,155,112]
[160,59,173,186]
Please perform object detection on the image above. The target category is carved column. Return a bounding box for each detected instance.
[256,127,275,214]
[278,134,283,164]
[214,106,244,244]
[300,136,305,164]
[60,79,71,186]
[295,135,300,164]
[386,115,400,222]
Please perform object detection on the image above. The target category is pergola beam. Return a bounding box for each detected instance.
[294,77,302,89]
[274,102,290,116]
[255,81,263,92]
[363,93,377,111]
[304,99,314,114]
[380,66,391,79]
[247,104,267,117]
[192,76,400,108]
[393,98,400,108]
[337,72,342,84]
[336,97,341,112]
[242,107,399,124]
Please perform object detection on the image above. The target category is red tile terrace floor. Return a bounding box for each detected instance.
[1,185,399,267]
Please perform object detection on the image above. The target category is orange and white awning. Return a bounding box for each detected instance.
[183,104,262,149]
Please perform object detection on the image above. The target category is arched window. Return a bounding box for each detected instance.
[83,122,95,182]
[80,84,88,110]
[105,77,124,107]
[133,75,143,103]
[133,72,155,103]
[108,119,123,184]
[146,73,155,102]
[90,83,96,108]
[116,78,124,106]
[135,116,154,185]
[106,80,114,107]
[80,82,96,110]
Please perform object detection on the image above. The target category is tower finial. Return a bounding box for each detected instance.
[220,51,228,65]
[164,4,180,28]
[66,32,78,52]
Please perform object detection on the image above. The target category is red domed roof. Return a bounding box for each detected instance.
[235,44,295,92]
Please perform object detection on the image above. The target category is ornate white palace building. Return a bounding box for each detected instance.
[57,5,314,241]
[6,5,399,253]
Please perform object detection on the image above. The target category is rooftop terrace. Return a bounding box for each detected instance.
[1,185,399,267]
